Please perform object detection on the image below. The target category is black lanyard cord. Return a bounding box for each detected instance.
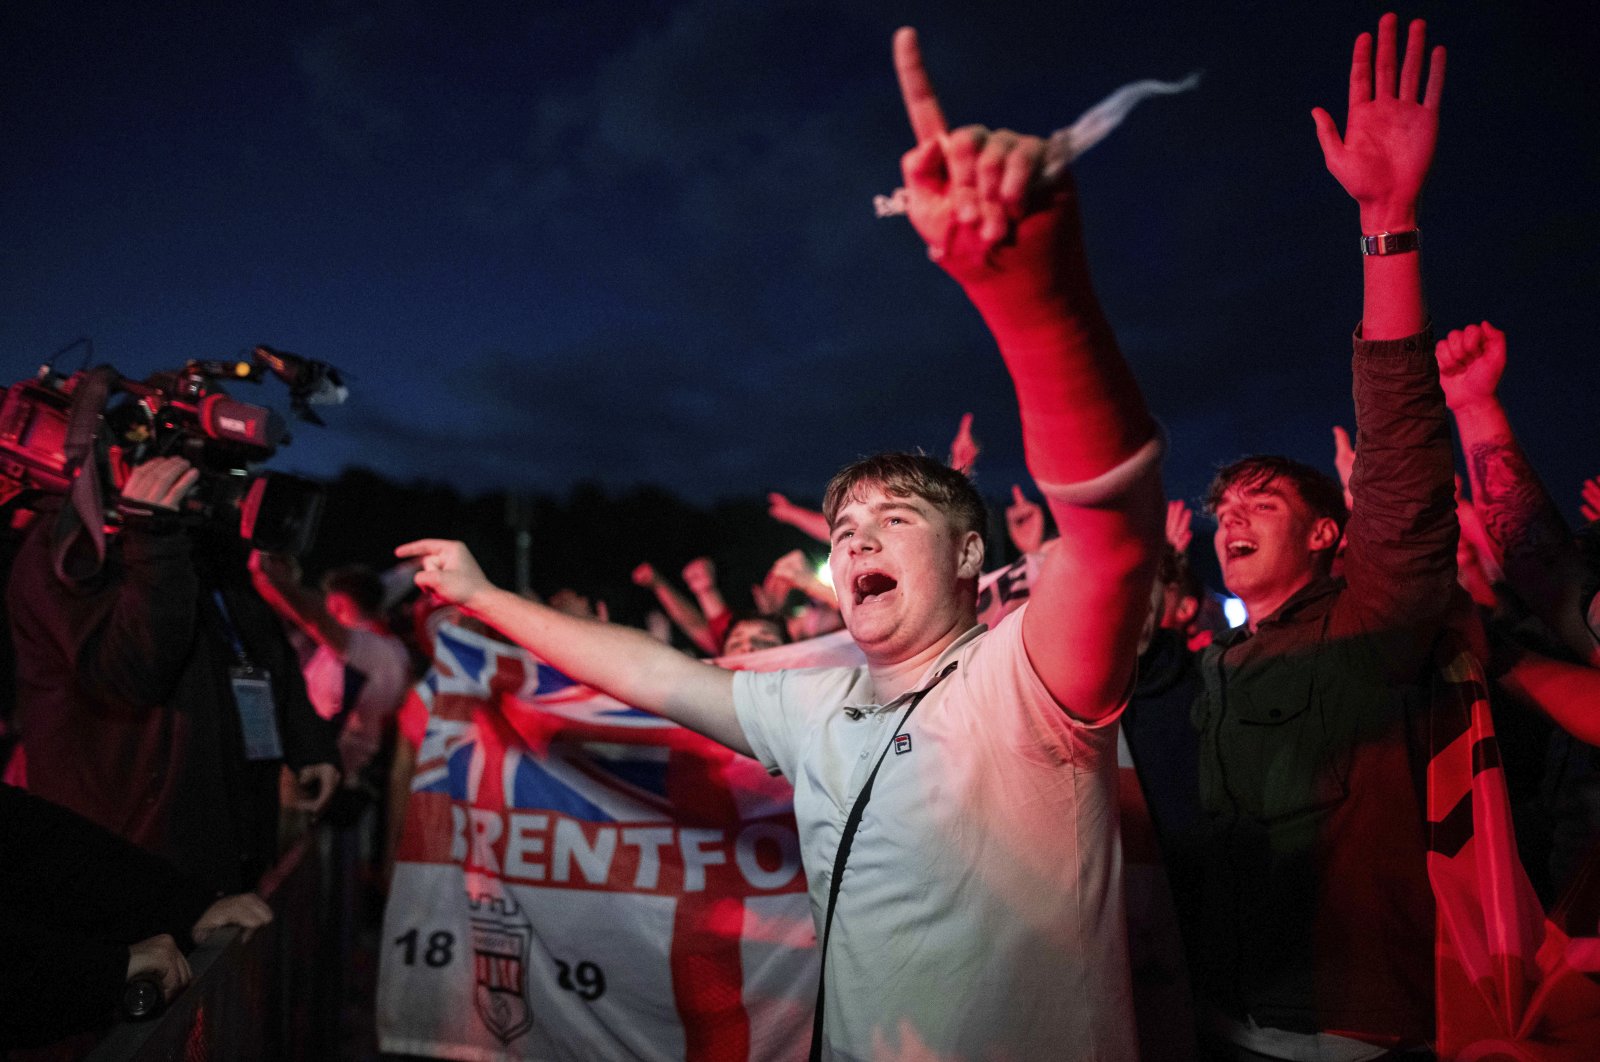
[807,660,957,1061]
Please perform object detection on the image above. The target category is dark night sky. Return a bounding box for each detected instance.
[4,1,1597,525]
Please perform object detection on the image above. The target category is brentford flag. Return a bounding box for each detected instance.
[378,619,815,1062]
[377,555,1192,1060]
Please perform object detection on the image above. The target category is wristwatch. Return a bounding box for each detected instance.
[1359,229,1421,256]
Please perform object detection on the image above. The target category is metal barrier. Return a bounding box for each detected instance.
[82,832,334,1062]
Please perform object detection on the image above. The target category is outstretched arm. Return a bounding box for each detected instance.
[1496,646,1600,748]
[1164,498,1193,556]
[631,563,717,655]
[249,551,350,654]
[399,540,745,753]
[767,493,831,543]
[1332,426,1357,512]
[1314,15,1456,628]
[947,413,980,475]
[680,557,730,631]
[1439,322,1598,663]
[768,549,839,610]
[895,28,1163,720]
[1581,477,1600,525]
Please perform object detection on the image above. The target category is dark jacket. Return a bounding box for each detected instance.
[1191,327,1457,1041]
[7,508,334,894]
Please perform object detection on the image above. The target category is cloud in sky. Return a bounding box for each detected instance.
[6,1,1599,516]
[294,19,409,164]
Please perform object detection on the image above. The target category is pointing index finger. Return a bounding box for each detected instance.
[894,27,947,143]
[395,539,448,559]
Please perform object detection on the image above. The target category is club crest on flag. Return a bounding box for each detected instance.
[469,892,535,1044]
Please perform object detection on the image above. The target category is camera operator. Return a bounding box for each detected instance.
[5,455,338,895]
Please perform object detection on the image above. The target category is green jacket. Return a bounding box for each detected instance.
[1192,327,1457,1043]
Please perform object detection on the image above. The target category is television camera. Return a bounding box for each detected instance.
[0,344,346,557]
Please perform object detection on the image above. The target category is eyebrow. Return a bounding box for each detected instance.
[1213,488,1284,515]
[839,499,925,520]
[830,498,926,535]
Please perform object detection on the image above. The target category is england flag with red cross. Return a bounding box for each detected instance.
[379,619,818,1061]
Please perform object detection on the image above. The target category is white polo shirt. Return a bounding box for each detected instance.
[733,605,1136,1062]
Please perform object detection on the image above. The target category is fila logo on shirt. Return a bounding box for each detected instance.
[893,734,912,756]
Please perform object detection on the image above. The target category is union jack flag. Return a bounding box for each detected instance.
[385,620,814,1061]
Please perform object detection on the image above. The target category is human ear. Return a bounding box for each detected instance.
[1307,517,1341,553]
[956,530,985,579]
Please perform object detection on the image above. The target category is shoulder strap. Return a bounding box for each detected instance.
[49,366,119,583]
[807,660,957,1061]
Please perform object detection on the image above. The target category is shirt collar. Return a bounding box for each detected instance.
[840,623,983,718]
[1217,575,1340,647]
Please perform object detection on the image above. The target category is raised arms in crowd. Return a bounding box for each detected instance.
[768,412,983,545]
[766,549,839,611]
[249,551,351,654]
[1436,320,1600,665]
[630,562,718,655]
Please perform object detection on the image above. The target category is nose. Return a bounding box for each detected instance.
[847,527,879,555]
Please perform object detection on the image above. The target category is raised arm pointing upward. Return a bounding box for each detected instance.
[1313,13,1443,340]
[891,27,1163,719]
[401,32,1166,1059]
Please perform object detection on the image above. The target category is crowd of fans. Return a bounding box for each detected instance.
[1,11,1597,1060]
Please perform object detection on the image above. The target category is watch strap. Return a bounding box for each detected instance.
[1359,229,1421,256]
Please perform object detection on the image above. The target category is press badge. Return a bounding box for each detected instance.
[232,667,283,761]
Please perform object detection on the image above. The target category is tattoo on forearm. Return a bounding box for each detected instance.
[1467,441,1571,566]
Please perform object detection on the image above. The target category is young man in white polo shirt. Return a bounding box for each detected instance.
[400,27,1163,1061]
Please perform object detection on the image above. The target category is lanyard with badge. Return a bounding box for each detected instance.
[213,589,283,761]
